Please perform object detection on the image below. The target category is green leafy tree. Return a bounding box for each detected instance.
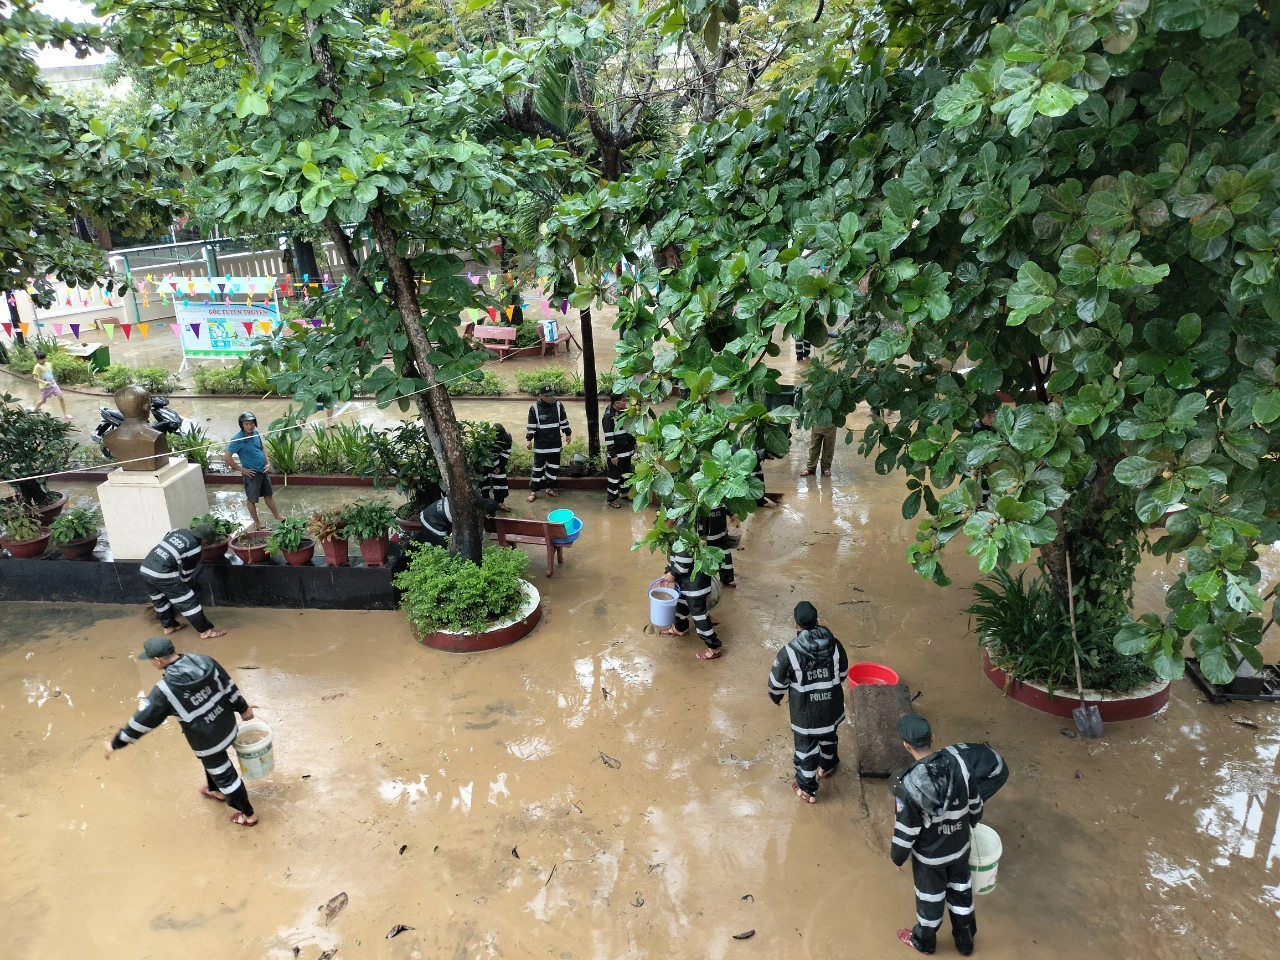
[100,0,574,563]
[0,0,182,307]
[553,0,1280,682]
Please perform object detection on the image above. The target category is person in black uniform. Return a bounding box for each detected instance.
[768,601,847,803]
[526,384,571,502]
[481,423,513,513]
[139,526,224,639]
[419,495,498,548]
[944,741,1009,814]
[891,714,980,956]
[697,506,736,587]
[656,533,722,660]
[970,407,998,508]
[602,391,636,508]
[795,336,812,361]
[104,637,259,827]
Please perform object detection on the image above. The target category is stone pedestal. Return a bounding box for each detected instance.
[97,458,208,560]
[853,682,914,778]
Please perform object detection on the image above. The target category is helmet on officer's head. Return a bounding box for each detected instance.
[238,411,258,429]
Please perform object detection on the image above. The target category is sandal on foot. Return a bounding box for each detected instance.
[497,504,513,512]
[229,812,258,827]
[897,929,932,953]
[527,493,538,502]
[163,623,188,636]
[801,469,815,476]
[546,490,559,498]
[608,501,623,509]
[816,765,837,781]
[696,648,724,661]
[792,782,817,804]
[200,787,226,802]
[659,627,687,637]
[200,629,226,639]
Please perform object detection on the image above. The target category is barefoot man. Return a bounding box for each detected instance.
[768,601,847,803]
[139,526,225,640]
[104,637,259,827]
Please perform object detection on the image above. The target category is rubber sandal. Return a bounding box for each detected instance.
[229,813,258,827]
[200,787,226,802]
[527,494,537,502]
[696,648,724,661]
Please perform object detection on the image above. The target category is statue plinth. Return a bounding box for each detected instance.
[97,457,209,560]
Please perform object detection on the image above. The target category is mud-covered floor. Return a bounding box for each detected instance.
[2,411,1279,960]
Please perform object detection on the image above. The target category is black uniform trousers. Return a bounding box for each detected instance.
[673,574,720,649]
[911,855,976,953]
[699,512,735,584]
[481,452,509,504]
[531,449,562,491]
[142,574,214,633]
[795,338,812,360]
[199,747,255,818]
[793,729,839,795]
[606,450,632,502]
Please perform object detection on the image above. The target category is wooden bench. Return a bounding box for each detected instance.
[540,320,574,357]
[491,517,573,577]
[470,324,518,358]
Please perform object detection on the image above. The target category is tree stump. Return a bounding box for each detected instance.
[853,682,913,778]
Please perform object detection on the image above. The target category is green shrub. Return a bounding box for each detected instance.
[6,342,36,372]
[513,321,541,348]
[966,568,1157,695]
[513,367,576,396]
[137,366,177,394]
[192,363,274,395]
[169,423,215,471]
[99,364,137,392]
[303,424,348,475]
[446,370,508,396]
[563,437,606,476]
[191,511,238,541]
[0,395,74,504]
[395,544,531,633]
[49,352,94,386]
[69,442,109,468]
[567,372,585,396]
[507,443,533,476]
[341,499,397,541]
[49,506,101,545]
[0,500,42,541]
[596,369,619,396]
[263,419,303,474]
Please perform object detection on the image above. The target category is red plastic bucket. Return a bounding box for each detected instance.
[847,662,900,686]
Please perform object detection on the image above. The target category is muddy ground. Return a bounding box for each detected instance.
[2,405,1279,960]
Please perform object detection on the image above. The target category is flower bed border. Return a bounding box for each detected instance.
[981,649,1171,722]
[410,579,542,653]
[49,470,609,489]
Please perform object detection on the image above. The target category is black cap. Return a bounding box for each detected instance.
[136,636,176,660]
[794,601,818,628]
[538,384,555,396]
[896,714,933,748]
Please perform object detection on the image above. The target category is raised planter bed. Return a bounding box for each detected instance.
[0,556,397,609]
[52,470,610,490]
[411,579,542,653]
[981,649,1170,722]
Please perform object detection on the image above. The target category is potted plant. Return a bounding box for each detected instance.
[48,506,102,560]
[265,515,315,566]
[342,499,397,567]
[309,508,350,566]
[191,512,238,563]
[0,501,50,559]
[1,394,74,522]
[229,528,272,564]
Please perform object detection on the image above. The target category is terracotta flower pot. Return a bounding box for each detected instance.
[320,538,350,567]
[35,492,69,525]
[229,531,271,564]
[360,536,390,567]
[397,512,425,536]
[201,540,229,564]
[54,535,99,561]
[1,529,51,559]
[281,539,316,566]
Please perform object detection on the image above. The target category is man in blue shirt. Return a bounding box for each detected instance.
[222,411,283,530]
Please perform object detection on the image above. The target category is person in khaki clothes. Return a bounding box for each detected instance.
[802,413,845,476]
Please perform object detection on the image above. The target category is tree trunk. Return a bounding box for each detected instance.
[292,237,320,279]
[579,305,600,460]
[368,206,485,564]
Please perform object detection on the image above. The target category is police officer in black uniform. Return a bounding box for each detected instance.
[891,715,980,955]
[139,526,224,639]
[481,423,513,512]
[602,391,635,508]
[767,601,847,803]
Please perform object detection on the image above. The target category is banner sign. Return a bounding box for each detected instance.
[171,277,279,359]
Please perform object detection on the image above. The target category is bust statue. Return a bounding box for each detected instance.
[104,384,170,471]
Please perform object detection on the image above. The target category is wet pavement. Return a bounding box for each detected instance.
[3,417,1278,960]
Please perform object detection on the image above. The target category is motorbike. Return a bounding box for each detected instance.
[94,395,185,458]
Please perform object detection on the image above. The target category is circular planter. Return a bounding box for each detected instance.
[281,539,316,566]
[396,511,426,537]
[412,580,542,653]
[319,538,350,566]
[981,649,1170,722]
[54,535,99,561]
[201,540,230,564]
[229,531,271,564]
[35,492,69,525]
[1,530,51,559]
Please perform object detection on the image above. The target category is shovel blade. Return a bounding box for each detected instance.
[1073,704,1103,739]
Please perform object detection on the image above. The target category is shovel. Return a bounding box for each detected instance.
[1066,550,1103,738]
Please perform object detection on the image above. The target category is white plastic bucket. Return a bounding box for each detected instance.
[707,577,722,611]
[969,823,1002,895]
[233,719,275,780]
[648,578,680,627]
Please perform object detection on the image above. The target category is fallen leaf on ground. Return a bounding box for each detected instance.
[399,844,407,855]
[511,846,520,859]
[599,751,621,769]
[741,894,754,902]
[386,924,414,939]
[732,929,755,940]
[1231,717,1259,730]
[320,892,348,925]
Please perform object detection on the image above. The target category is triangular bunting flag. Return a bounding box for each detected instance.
[69,324,80,339]
[504,304,514,320]
[20,322,30,338]
[191,324,200,339]
[120,324,132,340]
[487,306,498,322]
[561,299,569,314]
[104,324,115,341]
[243,322,254,336]
[170,324,181,338]
[1,322,11,337]
[488,274,495,289]
[53,323,64,336]
[257,321,271,335]
[311,318,322,329]
[139,323,149,338]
